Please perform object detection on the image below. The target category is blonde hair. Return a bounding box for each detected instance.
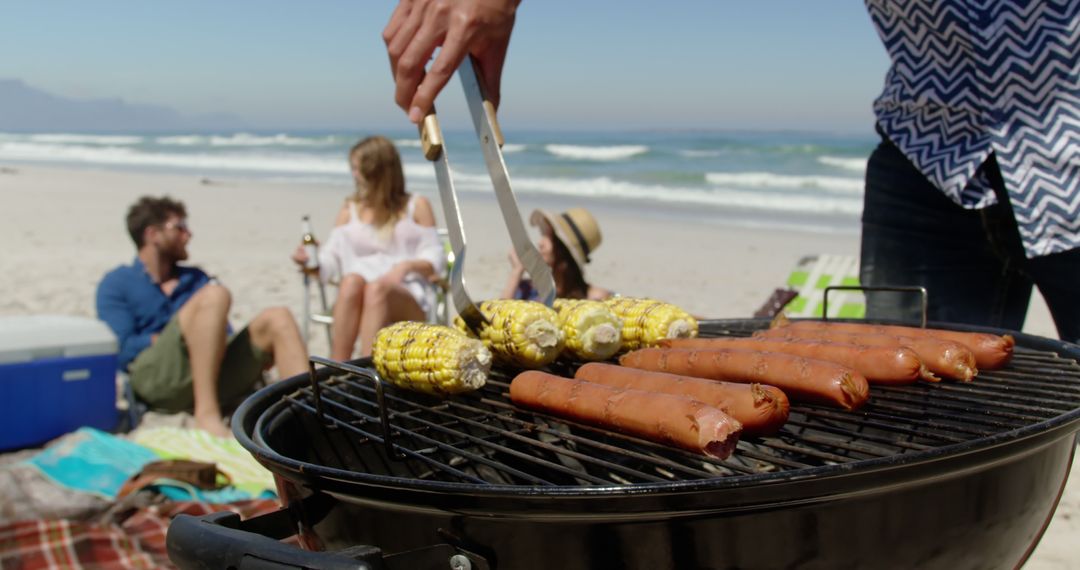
[349,136,408,235]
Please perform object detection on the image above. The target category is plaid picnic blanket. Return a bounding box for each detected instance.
[0,499,283,570]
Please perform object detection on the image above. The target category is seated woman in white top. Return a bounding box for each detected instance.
[293,136,445,359]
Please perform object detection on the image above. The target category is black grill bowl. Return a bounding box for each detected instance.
[190,320,1080,570]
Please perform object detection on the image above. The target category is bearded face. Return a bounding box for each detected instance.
[153,215,191,262]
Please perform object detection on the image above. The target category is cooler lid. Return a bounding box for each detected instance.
[0,315,118,365]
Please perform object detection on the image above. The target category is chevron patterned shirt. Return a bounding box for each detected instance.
[867,0,1080,258]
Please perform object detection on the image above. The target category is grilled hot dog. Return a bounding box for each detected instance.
[775,320,1013,370]
[756,328,977,382]
[659,337,929,384]
[509,370,743,459]
[574,362,789,435]
[619,347,870,411]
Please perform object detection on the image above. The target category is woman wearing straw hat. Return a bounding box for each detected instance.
[501,207,612,301]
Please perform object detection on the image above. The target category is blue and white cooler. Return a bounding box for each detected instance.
[0,315,119,451]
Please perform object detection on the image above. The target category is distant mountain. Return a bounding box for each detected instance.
[0,78,248,132]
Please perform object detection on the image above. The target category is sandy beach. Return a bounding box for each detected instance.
[0,164,1075,568]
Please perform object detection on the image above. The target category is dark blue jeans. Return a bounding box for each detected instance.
[859,134,1080,343]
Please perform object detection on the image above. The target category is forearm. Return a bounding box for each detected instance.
[397,259,436,279]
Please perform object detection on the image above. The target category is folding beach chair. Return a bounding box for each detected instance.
[300,228,454,349]
[757,253,866,319]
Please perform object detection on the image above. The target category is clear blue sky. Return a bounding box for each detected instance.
[0,1,890,133]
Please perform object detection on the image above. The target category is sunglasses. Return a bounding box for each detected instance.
[163,219,191,233]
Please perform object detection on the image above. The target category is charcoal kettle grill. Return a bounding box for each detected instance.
[167,318,1080,570]
[168,54,1080,570]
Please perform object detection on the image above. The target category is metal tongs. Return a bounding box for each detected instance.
[419,56,556,333]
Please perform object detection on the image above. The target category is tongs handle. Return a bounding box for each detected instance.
[419,112,443,161]
[480,99,505,148]
[419,110,487,331]
[459,56,557,307]
[417,57,557,332]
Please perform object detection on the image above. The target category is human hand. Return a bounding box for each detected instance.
[384,0,520,123]
[291,245,308,267]
[385,262,413,284]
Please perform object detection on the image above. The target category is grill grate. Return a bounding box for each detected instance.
[270,322,1080,488]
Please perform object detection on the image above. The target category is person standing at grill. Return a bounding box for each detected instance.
[383,0,1080,344]
[857,1,1080,343]
[96,196,309,438]
[291,135,446,360]
[501,207,612,301]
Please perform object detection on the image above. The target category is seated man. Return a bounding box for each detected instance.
[96,195,308,437]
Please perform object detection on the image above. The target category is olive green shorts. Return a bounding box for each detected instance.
[128,316,271,413]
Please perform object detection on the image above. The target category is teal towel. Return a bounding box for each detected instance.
[24,427,159,499]
[155,482,276,503]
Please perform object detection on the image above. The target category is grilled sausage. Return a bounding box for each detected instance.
[574,362,789,435]
[756,328,977,382]
[619,347,870,411]
[776,320,1013,370]
[509,370,743,459]
[659,337,928,384]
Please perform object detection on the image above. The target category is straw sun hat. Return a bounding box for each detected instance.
[529,207,602,273]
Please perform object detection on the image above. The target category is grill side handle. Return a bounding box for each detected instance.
[167,511,386,570]
[823,284,928,327]
[167,509,490,570]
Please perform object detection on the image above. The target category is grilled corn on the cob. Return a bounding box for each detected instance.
[455,300,564,368]
[372,321,492,396]
[604,297,698,351]
[553,298,623,361]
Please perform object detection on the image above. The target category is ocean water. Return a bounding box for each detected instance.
[0,129,876,234]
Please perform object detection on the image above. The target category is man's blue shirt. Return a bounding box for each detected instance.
[95,257,211,371]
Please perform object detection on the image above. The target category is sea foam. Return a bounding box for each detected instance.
[545,144,648,161]
[154,133,336,147]
[818,155,868,172]
[705,172,864,194]
[404,164,862,216]
[29,134,143,145]
[0,141,346,173]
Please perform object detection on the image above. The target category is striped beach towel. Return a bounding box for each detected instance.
[781,254,865,319]
[130,427,275,497]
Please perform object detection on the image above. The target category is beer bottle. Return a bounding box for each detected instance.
[300,215,320,275]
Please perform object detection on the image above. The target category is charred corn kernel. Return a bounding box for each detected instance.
[604,297,698,351]
[553,299,623,361]
[373,321,492,396]
[455,300,564,368]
